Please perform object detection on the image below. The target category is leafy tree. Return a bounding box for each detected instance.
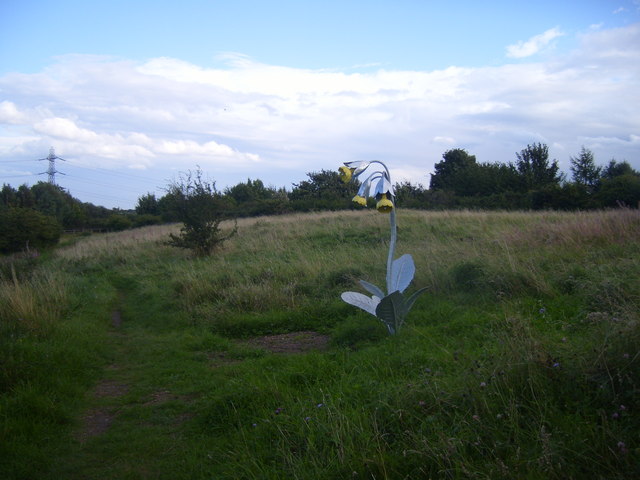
[82,202,112,228]
[596,174,640,208]
[223,179,290,217]
[0,207,61,254]
[289,170,358,211]
[513,143,563,191]
[30,182,85,228]
[570,147,601,192]
[224,178,274,203]
[165,168,237,256]
[16,185,35,208]
[601,159,637,179]
[135,193,159,215]
[1,184,17,208]
[429,148,477,191]
[105,214,133,231]
[429,149,521,199]
[393,181,427,208]
[157,193,180,222]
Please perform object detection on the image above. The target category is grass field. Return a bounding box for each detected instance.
[1,209,639,479]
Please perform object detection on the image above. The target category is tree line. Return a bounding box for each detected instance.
[416,143,640,210]
[1,143,638,254]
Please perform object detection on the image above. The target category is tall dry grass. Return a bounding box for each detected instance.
[51,208,640,319]
[0,266,69,332]
[55,224,182,260]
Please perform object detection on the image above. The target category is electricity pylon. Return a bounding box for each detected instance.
[38,147,66,185]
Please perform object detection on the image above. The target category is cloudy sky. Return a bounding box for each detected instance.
[1,0,639,209]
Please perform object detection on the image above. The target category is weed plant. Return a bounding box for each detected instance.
[1,209,638,479]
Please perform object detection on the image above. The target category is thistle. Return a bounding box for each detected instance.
[339,161,426,334]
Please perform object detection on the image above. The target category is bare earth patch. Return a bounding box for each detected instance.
[74,380,129,443]
[244,331,330,354]
[144,390,180,406]
[208,351,243,368]
[111,309,122,328]
[92,380,129,398]
[75,409,116,443]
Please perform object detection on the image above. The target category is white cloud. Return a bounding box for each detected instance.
[0,23,638,207]
[506,27,564,58]
[433,136,455,145]
[0,101,27,124]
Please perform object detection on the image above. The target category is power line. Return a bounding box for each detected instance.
[1,174,33,179]
[68,188,134,203]
[65,160,167,184]
[63,173,162,194]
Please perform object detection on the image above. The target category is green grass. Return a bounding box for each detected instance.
[1,209,639,479]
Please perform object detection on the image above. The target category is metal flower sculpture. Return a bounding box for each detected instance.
[339,161,427,334]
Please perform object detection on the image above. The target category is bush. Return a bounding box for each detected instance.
[105,214,133,231]
[0,207,61,254]
[596,174,640,208]
[132,214,162,227]
[165,168,237,256]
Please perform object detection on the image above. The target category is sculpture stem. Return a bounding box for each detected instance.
[386,207,397,294]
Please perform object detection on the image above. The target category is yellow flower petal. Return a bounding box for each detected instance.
[352,195,367,206]
[339,166,354,183]
[376,194,394,213]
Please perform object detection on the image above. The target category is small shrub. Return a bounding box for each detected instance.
[165,168,237,256]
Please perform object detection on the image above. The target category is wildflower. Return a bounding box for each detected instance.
[339,166,355,183]
[376,193,394,213]
[418,400,427,406]
[275,407,283,415]
[552,362,560,368]
[619,405,627,411]
[352,195,367,207]
[252,423,258,427]
[472,415,480,421]
[304,416,312,422]
[316,403,324,408]
[480,382,487,388]
[623,353,630,359]
[612,412,620,419]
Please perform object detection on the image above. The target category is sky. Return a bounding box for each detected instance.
[1,0,639,209]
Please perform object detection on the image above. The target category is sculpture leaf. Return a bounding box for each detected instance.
[404,287,428,313]
[375,291,407,334]
[390,254,415,293]
[359,279,385,299]
[341,292,380,316]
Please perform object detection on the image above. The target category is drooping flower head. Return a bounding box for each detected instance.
[340,161,394,213]
[352,195,367,207]
[376,194,394,213]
